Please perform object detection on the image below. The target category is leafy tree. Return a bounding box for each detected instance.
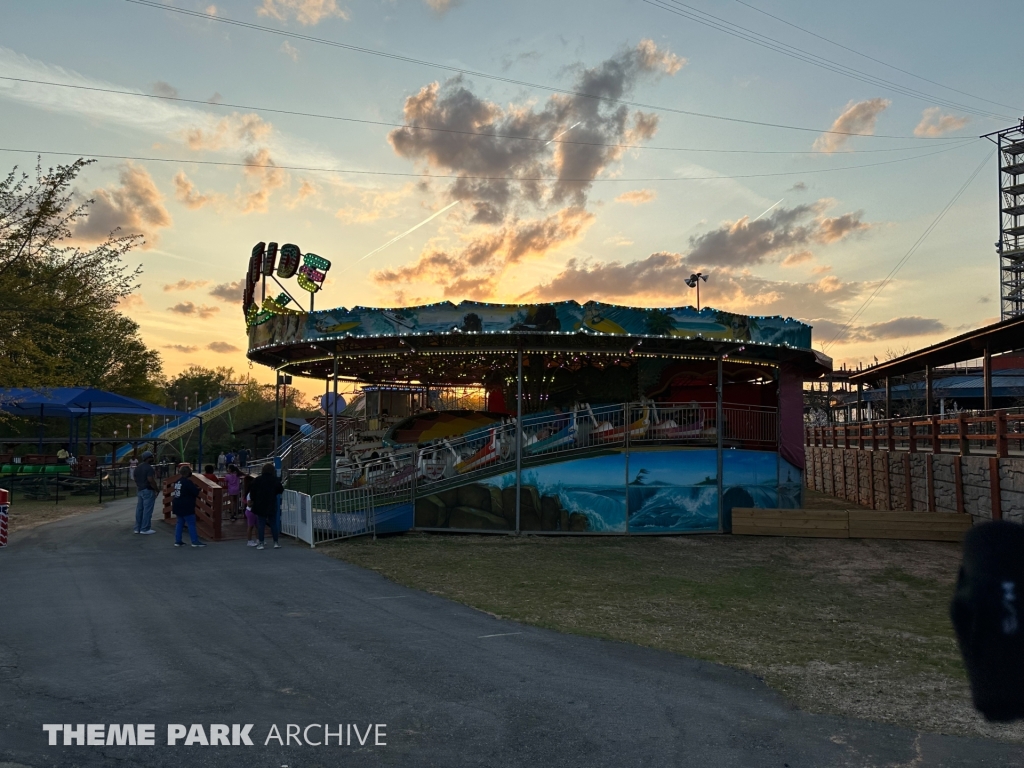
[0,158,163,395]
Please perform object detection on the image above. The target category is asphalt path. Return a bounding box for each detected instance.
[1,499,1021,768]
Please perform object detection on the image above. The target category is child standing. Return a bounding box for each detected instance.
[244,492,259,547]
[225,464,241,520]
[202,464,219,483]
[171,465,206,548]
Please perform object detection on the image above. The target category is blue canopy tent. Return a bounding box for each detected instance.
[0,388,195,464]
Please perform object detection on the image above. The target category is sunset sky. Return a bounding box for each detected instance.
[2,0,1017,400]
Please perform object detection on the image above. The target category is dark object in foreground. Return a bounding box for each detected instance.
[951,520,1024,722]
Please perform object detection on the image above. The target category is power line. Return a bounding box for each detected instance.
[0,140,978,183]
[733,0,1020,114]
[123,0,965,140]
[823,148,993,351]
[0,75,969,156]
[644,0,1012,122]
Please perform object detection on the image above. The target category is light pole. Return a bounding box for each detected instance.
[685,272,709,311]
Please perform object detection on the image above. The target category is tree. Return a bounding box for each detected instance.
[0,158,163,395]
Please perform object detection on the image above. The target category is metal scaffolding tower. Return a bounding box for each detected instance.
[984,118,1024,320]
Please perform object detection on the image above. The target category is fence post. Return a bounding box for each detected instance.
[907,420,918,454]
[931,416,940,454]
[958,413,969,456]
[995,410,1008,458]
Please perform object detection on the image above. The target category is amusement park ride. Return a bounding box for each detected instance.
[243,241,831,535]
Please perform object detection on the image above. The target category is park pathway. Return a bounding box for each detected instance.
[1,499,1020,767]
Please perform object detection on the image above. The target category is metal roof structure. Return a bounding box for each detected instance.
[0,388,186,418]
[847,315,1024,384]
[245,300,831,384]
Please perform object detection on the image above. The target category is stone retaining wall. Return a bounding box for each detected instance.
[805,446,1024,524]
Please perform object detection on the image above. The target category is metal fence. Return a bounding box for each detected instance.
[0,462,179,505]
[305,486,376,546]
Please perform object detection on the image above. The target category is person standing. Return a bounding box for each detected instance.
[171,465,206,548]
[238,447,249,471]
[249,463,284,550]
[133,451,158,535]
[225,464,241,520]
[217,451,227,472]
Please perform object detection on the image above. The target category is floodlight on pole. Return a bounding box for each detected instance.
[684,272,709,310]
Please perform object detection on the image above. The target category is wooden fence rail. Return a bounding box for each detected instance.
[805,410,1024,457]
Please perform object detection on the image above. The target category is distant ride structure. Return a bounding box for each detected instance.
[243,242,831,541]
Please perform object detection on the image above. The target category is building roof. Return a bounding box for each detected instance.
[848,315,1024,383]
[0,388,186,418]
[842,371,1024,402]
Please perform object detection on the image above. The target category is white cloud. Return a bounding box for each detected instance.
[0,47,338,169]
[914,107,969,137]
[256,0,349,25]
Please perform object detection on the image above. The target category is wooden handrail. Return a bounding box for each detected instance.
[804,408,1022,456]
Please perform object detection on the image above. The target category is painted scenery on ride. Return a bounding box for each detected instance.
[412,447,801,533]
[249,300,813,350]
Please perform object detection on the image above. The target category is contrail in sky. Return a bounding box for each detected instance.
[337,199,462,275]
[752,198,784,221]
[545,121,581,145]
[344,122,576,278]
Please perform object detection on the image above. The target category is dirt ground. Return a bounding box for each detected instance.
[326,532,1024,743]
[5,498,106,533]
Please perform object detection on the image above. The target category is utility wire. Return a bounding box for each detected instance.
[123,0,967,140]
[823,148,994,351]
[645,0,1012,121]
[0,140,978,183]
[733,0,1021,114]
[0,75,968,156]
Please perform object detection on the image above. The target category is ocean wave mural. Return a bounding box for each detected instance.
[413,447,802,533]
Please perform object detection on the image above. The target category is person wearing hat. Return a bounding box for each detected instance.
[133,450,159,534]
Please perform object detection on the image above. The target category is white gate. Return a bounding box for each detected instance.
[281,489,313,546]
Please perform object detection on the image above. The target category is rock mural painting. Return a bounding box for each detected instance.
[413,448,802,533]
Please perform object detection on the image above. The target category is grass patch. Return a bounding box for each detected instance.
[324,533,1023,741]
[5,496,105,533]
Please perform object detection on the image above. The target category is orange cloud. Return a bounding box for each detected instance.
[240,148,287,214]
[256,0,349,25]
[163,279,210,292]
[813,99,891,153]
[173,172,219,210]
[615,189,656,205]
[373,207,594,299]
[782,250,813,267]
[207,341,240,353]
[914,107,969,137]
[71,163,172,249]
[183,113,272,152]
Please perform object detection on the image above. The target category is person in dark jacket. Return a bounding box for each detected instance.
[171,465,206,548]
[249,463,284,550]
